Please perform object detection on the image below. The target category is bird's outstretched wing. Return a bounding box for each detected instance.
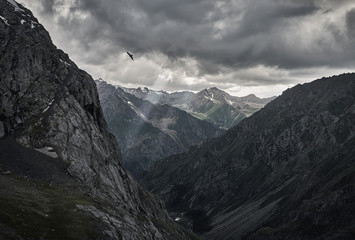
[127,52,134,61]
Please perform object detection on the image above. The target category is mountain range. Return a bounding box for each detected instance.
[2,1,355,240]
[96,80,223,177]
[123,86,275,129]
[142,74,355,239]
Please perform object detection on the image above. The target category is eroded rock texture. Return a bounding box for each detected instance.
[0,1,191,239]
[143,74,355,240]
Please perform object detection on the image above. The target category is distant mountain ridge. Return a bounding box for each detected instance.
[96,80,223,177]
[123,86,275,129]
[141,73,355,239]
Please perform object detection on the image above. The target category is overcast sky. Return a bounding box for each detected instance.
[18,0,355,97]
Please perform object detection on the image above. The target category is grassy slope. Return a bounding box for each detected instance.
[0,171,101,240]
[0,138,197,240]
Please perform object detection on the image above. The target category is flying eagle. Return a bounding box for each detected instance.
[127,52,134,61]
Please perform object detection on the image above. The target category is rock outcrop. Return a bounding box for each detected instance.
[142,74,355,239]
[0,1,192,239]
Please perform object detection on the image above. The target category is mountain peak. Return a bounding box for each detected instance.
[125,85,273,128]
[207,86,220,92]
[95,78,106,84]
[0,1,187,238]
[199,87,221,97]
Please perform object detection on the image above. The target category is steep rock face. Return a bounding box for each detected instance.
[124,86,274,129]
[142,74,355,239]
[97,80,223,177]
[0,1,190,239]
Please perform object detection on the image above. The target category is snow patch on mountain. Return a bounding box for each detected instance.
[42,99,55,113]
[0,15,10,26]
[34,146,58,158]
[59,58,71,67]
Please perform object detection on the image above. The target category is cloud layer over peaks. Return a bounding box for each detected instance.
[19,0,355,97]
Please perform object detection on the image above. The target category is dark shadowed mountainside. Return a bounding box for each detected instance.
[142,73,355,239]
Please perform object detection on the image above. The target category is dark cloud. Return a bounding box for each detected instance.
[39,0,55,14]
[44,0,353,70]
[232,0,318,37]
[346,8,355,39]
[18,0,355,96]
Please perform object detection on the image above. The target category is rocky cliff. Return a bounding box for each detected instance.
[142,74,355,239]
[97,80,223,177]
[0,1,194,239]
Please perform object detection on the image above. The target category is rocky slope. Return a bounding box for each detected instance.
[0,1,194,239]
[124,86,275,129]
[142,74,355,239]
[97,80,223,177]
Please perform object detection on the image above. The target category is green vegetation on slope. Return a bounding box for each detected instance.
[0,171,102,240]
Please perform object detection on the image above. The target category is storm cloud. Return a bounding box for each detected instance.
[18,0,355,97]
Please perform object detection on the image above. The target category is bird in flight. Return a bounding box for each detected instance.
[127,52,134,61]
